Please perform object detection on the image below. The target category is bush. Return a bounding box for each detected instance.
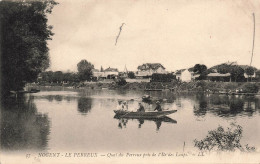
[194,123,256,152]
[127,72,136,79]
[117,78,127,86]
[151,73,176,82]
[241,83,259,93]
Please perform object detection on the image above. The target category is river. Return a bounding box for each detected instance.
[1,87,260,153]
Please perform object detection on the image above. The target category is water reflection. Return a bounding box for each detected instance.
[143,91,176,104]
[193,94,207,117]
[1,96,50,151]
[77,97,93,115]
[39,94,76,102]
[194,94,260,117]
[1,89,259,153]
[117,118,128,129]
[114,115,177,131]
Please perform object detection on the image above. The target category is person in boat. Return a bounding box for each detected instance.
[122,101,128,111]
[154,101,162,111]
[117,101,123,110]
[137,102,145,112]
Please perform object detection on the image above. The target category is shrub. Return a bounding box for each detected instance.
[194,123,256,152]
[151,73,176,82]
[241,83,259,93]
[127,72,136,79]
[117,78,127,86]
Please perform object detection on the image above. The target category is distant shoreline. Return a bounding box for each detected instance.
[27,81,260,95]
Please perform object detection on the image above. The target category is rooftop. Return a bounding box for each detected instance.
[104,67,118,72]
[137,63,165,71]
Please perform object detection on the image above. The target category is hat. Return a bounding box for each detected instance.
[156,101,160,104]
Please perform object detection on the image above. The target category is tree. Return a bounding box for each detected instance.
[127,71,136,79]
[0,0,57,96]
[41,71,54,83]
[193,64,207,74]
[100,66,104,72]
[77,60,94,81]
[230,65,244,82]
[116,77,127,86]
[193,64,207,80]
[217,64,230,74]
[241,83,259,93]
[245,67,255,82]
[53,71,63,83]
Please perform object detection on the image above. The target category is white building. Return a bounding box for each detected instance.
[92,69,104,80]
[92,67,119,80]
[175,69,193,82]
[104,67,119,79]
[136,63,167,78]
[244,72,256,79]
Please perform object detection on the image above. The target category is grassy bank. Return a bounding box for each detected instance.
[31,81,260,94]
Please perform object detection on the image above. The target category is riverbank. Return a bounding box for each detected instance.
[28,81,260,94]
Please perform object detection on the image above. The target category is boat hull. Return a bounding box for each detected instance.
[114,110,177,119]
[114,115,177,124]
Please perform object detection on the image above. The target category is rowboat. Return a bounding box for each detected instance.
[114,109,177,119]
[114,115,177,124]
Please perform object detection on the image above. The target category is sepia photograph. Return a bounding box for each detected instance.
[0,0,260,163]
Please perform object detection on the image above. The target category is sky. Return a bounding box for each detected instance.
[47,0,260,72]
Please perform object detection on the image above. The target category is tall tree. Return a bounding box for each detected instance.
[193,64,207,80]
[230,65,244,82]
[193,64,207,74]
[245,67,255,82]
[0,0,57,96]
[77,60,94,81]
[127,71,136,79]
[217,64,230,74]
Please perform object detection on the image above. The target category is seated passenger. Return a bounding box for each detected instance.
[137,102,145,112]
[122,101,128,111]
[154,101,162,111]
[117,101,123,110]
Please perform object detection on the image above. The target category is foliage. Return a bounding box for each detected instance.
[194,123,256,152]
[151,73,176,82]
[40,71,79,83]
[193,64,207,80]
[241,83,259,93]
[77,60,94,81]
[230,65,245,82]
[216,64,231,74]
[127,71,136,79]
[245,67,255,76]
[1,96,50,150]
[0,0,57,96]
[196,81,207,89]
[116,77,127,86]
[193,64,207,74]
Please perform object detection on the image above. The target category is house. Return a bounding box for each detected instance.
[104,67,119,79]
[135,63,167,78]
[92,69,105,80]
[244,72,256,79]
[207,72,231,82]
[175,69,194,82]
